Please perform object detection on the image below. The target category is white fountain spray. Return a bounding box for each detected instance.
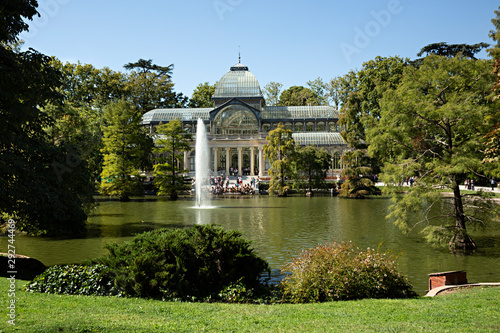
[195,118,211,208]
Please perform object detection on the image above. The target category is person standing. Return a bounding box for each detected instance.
[492,178,496,191]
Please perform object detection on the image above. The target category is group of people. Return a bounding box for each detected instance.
[404,176,417,186]
[208,176,258,195]
[464,179,475,190]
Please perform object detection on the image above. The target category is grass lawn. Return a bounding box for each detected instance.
[1,279,499,332]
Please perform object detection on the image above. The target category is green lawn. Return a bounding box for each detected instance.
[1,279,499,332]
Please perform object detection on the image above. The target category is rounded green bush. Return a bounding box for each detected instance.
[280,241,416,303]
[96,224,270,300]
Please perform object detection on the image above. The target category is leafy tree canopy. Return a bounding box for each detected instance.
[124,58,173,77]
[153,119,192,200]
[262,81,283,107]
[1,0,92,236]
[124,58,187,113]
[188,82,215,108]
[0,0,38,44]
[263,124,296,196]
[417,42,489,59]
[99,100,150,201]
[338,56,408,150]
[278,86,321,106]
[295,146,331,195]
[368,55,499,252]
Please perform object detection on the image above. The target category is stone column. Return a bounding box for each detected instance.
[213,147,219,174]
[250,147,255,176]
[258,147,264,177]
[237,147,243,176]
[225,147,231,176]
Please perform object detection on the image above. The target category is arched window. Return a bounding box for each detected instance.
[317,122,325,131]
[306,122,315,132]
[213,105,259,135]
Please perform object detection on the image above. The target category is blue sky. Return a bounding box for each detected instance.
[21,0,499,98]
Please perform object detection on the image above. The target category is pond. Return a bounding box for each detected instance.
[3,196,499,295]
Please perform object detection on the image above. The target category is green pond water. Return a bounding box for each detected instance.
[3,196,499,295]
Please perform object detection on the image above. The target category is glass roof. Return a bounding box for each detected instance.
[142,108,212,124]
[262,106,339,120]
[213,63,263,98]
[292,132,346,146]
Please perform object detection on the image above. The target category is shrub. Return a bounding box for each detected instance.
[95,225,270,300]
[280,241,416,303]
[25,264,116,296]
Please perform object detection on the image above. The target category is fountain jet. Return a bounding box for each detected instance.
[195,118,211,208]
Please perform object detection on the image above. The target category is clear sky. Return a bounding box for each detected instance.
[21,0,499,99]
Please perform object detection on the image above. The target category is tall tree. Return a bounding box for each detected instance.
[263,123,296,196]
[262,81,283,106]
[326,76,349,110]
[43,101,104,180]
[124,58,187,113]
[278,86,320,106]
[153,119,192,200]
[417,42,489,59]
[339,149,380,199]
[307,77,329,105]
[99,100,150,201]
[368,55,499,252]
[338,56,408,149]
[188,82,215,108]
[295,146,331,196]
[52,59,128,110]
[485,6,500,175]
[0,0,92,236]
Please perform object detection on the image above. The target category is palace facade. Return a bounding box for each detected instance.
[141,61,348,178]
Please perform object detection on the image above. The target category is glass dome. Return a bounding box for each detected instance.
[213,63,263,99]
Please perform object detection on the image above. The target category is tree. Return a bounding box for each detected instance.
[339,149,380,199]
[368,55,499,252]
[43,101,104,180]
[52,59,128,110]
[0,0,92,236]
[413,42,489,65]
[278,86,320,106]
[262,81,283,106]
[306,78,329,105]
[295,146,331,195]
[326,76,349,109]
[99,100,150,201]
[263,123,296,196]
[124,59,187,113]
[188,82,215,108]
[338,56,408,149]
[153,119,192,200]
[485,6,500,175]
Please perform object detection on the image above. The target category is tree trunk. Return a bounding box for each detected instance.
[449,182,476,252]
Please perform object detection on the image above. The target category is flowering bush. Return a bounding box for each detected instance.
[280,241,416,303]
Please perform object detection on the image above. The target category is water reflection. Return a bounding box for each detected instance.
[1,196,498,295]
